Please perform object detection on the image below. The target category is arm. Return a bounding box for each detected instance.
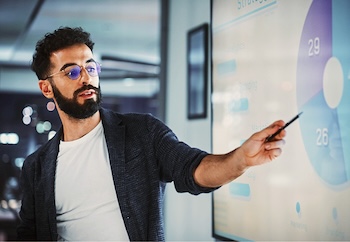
[16,158,37,240]
[194,120,286,188]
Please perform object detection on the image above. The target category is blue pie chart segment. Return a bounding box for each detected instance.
[333,0,350,185]
[296,0,350,186]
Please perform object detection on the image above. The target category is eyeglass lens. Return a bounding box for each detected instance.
[66,62,101,80]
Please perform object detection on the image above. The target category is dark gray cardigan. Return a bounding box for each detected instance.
[17,108,215,241]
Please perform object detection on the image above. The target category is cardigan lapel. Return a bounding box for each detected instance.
[100,109,134,238]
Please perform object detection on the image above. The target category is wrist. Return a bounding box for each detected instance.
[231,147,249,175]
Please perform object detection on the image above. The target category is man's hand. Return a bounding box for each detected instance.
[194,120,286,188]
[240,120,286,167]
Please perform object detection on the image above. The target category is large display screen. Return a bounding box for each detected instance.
[211,0,350,240]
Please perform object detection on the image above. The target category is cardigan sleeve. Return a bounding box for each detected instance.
[146,114,218,195]
[17,154,37,240]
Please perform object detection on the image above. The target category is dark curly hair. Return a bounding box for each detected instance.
[31,27,95,80]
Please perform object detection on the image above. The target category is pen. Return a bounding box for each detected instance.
[265,111,303,142]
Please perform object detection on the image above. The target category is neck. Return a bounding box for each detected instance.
[59,110,101,141]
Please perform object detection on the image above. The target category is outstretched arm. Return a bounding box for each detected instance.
[194,120,286,188]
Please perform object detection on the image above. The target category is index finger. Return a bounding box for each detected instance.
[256,120,285,141]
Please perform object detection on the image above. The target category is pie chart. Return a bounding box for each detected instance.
[296,0,350,186]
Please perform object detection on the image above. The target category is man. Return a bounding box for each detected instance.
[17,27,286,241]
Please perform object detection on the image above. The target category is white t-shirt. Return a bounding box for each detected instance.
[55,121,129,241]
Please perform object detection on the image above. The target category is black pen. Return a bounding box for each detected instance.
[265,112,303,142]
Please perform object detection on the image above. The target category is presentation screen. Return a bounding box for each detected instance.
[211,0,350,241]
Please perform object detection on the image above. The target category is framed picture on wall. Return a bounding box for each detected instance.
[187,23,208,119]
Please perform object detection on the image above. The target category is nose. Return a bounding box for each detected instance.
[79,67,91,85]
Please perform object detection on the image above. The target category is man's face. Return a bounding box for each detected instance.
[45,44,102,119]
[50,81,101,119]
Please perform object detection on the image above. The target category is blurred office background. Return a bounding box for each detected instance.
[0,0,211,241]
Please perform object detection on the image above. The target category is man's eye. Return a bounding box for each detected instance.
[86,67,96,73]
[67,68,81,79]
[67,70,76,76]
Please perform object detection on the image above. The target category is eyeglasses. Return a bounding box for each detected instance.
[46,61,101,80]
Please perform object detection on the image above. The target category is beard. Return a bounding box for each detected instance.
[51,83,102,119]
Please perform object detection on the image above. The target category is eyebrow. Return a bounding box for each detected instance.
[59,58,95,71]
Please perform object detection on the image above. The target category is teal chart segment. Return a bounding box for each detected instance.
[296,0,350,186]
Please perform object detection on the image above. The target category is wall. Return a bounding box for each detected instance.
[164,0,213,241]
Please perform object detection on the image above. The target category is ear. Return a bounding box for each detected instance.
[38,80,54,99]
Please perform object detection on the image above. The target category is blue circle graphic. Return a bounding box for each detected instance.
[296,0,350,186]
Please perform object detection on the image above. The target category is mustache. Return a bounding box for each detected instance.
[73,84,100,97]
